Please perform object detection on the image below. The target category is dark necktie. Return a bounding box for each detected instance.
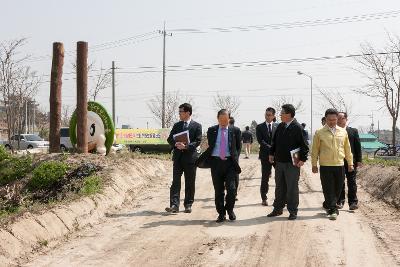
[183,122,188,130]
[268,123,272,135]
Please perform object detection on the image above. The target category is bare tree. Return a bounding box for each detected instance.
[355,35,400,153]
[272,96,304,114]
[213,93,241,117]
[0,38,40,150]
[61,104,72,127]
[71,61,111,101]
[91,66,112,101]
[147,91,194,128]
[318,88,353,122]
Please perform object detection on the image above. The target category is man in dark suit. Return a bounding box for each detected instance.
[165,103,202,213]
[268,104,309,220]
[337,112,362,210]
[256,107,278,206]
[196,109,242,222]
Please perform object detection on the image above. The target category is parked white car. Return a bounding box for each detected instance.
[3,134,49,150]
[60,127,73,152]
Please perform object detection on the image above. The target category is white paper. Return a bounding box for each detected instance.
[173,130,190,144]
[290,147,300,166]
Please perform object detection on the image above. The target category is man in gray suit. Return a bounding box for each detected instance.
[256,107,278,206]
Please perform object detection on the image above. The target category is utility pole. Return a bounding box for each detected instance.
[25,100,28,133]
[159,22,172,128]
[112,61,116,127]
[32,100,36,134]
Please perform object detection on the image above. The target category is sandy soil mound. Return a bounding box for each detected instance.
[0,157,170,266]
[358,165,400,209]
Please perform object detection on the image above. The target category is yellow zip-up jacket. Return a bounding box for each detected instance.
[311,125,353,167]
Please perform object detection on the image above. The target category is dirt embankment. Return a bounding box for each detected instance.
[0,156,171,266]
[358,164,400,209]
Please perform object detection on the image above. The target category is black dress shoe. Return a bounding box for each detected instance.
[216,215,226,223]
[165,205,179,213]
[227,211,236,221]
[184,206,192,213]
[288,213,297,220]
[349,203,358,210]
[267,210,283,217]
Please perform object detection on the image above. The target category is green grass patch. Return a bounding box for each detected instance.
[29,161,69,190]
[0,156,33,186]
[79,175,102,196]
[363,157,400,167]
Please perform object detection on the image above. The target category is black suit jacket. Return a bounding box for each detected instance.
[196,125,242,173]
[256,122,278,159]
[167,120,202,163]
[270,119,309,163]
[346,126,362,165]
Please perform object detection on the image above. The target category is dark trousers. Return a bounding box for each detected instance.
[320,166,345,213]
[235,174,239,196]
[273,162,300,215]
[170,157,197,208]
[260,159,273,201]
[211,157,237,216]
[338,167,358,205]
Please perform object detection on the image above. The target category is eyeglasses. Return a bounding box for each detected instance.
[178,110,186,113]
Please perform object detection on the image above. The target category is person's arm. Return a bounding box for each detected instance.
[257,126,270,149]
[269,125,278,155]
[250,133,254,144]
[344,133,354,166]
[186,123,202,152]
[235,128,242,153]
[297,126,309,162]
[167,124,177,147]
[311,130,320,167]
[353,129,362,164]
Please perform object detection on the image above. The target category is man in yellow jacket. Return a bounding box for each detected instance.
[311,108,354,220]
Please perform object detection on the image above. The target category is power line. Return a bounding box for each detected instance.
[168,10,400,34]
[114,51,400,74]
[26,31,160,63]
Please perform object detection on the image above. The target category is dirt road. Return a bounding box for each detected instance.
[25,155,400,267]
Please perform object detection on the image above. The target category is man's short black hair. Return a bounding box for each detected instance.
[266,107,276,115]
[229,117,235,125]
[179,103,192,115]
[338,111,348,119]
[321,116,326,122]
[281,104,295,118]
[245,126,249,130]
[217,109,230,117]
[325,108,339,117]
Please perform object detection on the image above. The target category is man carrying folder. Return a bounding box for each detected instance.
[166,103,202,213]
[268,104,309,220]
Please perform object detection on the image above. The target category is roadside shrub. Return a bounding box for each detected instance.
[79,175,102,196]
[0,156,32,185]
[29,161,69,190]
[0,145,10,162]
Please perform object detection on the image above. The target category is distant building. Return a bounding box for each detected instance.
[359,133,386,153]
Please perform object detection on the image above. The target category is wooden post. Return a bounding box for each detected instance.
[76,41,88,153]
[49,42,64,153]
